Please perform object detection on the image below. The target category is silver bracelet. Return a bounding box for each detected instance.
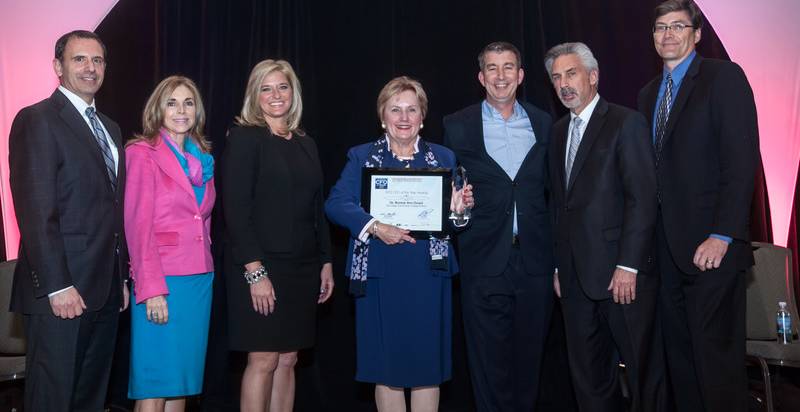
[243,266,268,285]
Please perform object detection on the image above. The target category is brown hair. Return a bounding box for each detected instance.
[654,0,704,30]
[128,75,210,152]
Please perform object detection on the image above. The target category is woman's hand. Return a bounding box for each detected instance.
[374,222,416,245]
[318,263,334,303]
[145,295,168,324]
[450,183,474,213]
[245,260,276,316]
[250,277,276,316]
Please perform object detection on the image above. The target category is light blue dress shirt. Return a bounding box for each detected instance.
[481,100,536,235]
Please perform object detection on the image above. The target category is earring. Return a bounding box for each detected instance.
[381,123,386,129]
[420,123,424,129]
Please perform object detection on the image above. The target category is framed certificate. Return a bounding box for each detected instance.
[361,167,452,238]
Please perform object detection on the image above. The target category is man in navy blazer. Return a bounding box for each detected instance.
[638,1,758,410]
[8,30,128,410]
[443,41,554,412]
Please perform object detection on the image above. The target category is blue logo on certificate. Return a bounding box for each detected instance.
[374,178,388,189]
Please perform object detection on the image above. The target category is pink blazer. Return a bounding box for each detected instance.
[124,136,216,303]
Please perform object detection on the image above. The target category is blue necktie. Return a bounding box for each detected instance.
[85,107,117,191]
[654,73,673,165]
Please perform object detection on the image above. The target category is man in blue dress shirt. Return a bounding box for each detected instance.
[443,41,554,412]
[638,1,759,410]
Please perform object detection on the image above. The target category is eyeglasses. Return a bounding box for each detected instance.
[653,23,694,34]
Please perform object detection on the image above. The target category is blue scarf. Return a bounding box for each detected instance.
[161,131,214,205]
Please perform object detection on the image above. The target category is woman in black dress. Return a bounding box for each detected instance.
[222,59,334,411]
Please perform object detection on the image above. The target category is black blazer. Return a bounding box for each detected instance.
[549,98,657,299]
[9,89,127,314]
[221,126,331,268]
[443,102,554,277]
[638,55,758,274]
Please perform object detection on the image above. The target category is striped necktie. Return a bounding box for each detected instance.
[654,73,673,164]
[85,107,117,191]
[565,116,583,187]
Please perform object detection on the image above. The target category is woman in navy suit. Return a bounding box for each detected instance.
[325,76,472,412]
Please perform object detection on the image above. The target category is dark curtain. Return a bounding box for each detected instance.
[93,0,771,411]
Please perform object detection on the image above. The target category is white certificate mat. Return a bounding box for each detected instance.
[361,168,452,237]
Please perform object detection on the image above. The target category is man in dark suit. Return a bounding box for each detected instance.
[637,1,758,410]
[443,41,554,412]
[8,30,128,411]
[545,42,664,411]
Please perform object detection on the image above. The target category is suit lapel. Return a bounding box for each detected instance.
[642,81,659,127]
[567,97,608,193]
[152,136,197,200]
[515,103,546,178]
[465,105,511,181]
[98,111,123,149]
[662,55,702,146]
[52,91,112,183]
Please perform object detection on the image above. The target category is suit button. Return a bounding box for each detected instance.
[194,215,201,220]
[512,182,517,187]
[196,236,203,241]
[114,233,119,238]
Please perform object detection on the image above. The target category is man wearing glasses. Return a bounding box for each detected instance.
[638,1,758,410]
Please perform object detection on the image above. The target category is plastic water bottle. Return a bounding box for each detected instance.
[777,301,793,344]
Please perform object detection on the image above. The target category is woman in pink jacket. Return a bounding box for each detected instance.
[124,75,215,411]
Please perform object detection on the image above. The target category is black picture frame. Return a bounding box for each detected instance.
[361,167,452,239]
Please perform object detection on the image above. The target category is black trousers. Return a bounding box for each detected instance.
[461,247,554,412]
[560,265,666,412]
[23,269,121,412]
[656,216,747,412]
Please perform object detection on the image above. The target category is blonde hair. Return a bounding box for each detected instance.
[129,75,211,152]
[235,59,304,135]
[376,76,428,123]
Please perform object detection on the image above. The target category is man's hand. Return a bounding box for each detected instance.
[120,284,130,312]
[49,287,87,319]
[553,271,561,298]
[608,267,637,304]
[693,237,729,271]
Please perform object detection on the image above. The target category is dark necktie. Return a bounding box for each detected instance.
[85,107,117,191]
[565,116,583,187]
[654,73,673,164]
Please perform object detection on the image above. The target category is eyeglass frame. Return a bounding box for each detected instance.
[652,22,694,34]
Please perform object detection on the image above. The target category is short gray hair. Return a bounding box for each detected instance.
[543,42,599,81]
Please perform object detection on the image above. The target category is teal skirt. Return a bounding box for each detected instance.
[128,272,213,399]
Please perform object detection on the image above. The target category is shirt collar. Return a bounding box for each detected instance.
[481,100,525,121]
[385,134,420,155]
[569,93,600,126]
[662,50,696,84]
[58,85,96,115]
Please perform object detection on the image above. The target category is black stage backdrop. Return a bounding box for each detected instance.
[94,1,771,411]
